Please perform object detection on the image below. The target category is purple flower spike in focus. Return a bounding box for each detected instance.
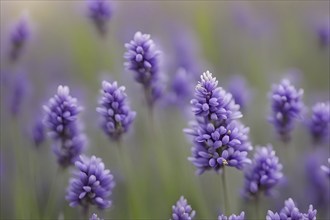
[66,155,115,211]
[171,196,195,220]
[227,75,251,111]
[269,79,304,142]
[218,211,245,220]
[97,80,136,141]
[43,85,86,167]
[321,158,330,178]
[90,213,103,220]
[124,31,163,107]
[9,13,30,61]
[242,145,283,198]
[266,198,317,220]
[87,0,112,36]
[309,102,330,144]
[184,71,252,175]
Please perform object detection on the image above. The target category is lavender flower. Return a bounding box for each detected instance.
[315,18,330,48]
[9,13,30,61]
[171,196,195,220]
[87,0,112,36]
[184,71,252,174]
[96,80,136,141]
[9,73,28,117]
[269,79,304,142]
[124,31,163,107]
[90,213,103,220]
[321,158,330,178]
[43,85,86,167]
[66,155,115,210]
[218,212,245,220]
[227,75,251,111]
[31,118,45,147]
[266,198,317,220]
[308,102,330,144]
[242,145,283,198]
[168,68,194,106]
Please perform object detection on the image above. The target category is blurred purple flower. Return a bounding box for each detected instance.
[9,13,30,62]
[308,102,330,144]
[218,211,245,220]
[315,18,330,48]
[184,71,252,175]
[87,0,112,36]
[43,85,86,167]
[8,73,28,117]
[31,118,45,147]
[171,196,195,220]
[227,75,251,111]
[321,158,330,178]
[90,213,103,220]
[266,198,317,220]
[124,31,163,107]
[269,79,304,142]
[66,155,115,210]
[242,145,283,198]
[96,80,136,141]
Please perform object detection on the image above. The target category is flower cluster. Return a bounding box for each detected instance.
[171,196,195,220]
[87,0,112,36]
[43,85,86,167]
[266,198,317,220]
[66,155,115,210]
[321,158,330,178]
[242,145,283,198]
[90,213,103,220]
[218,212,245,220]
[308,102,330,144]
[124,31,163,107]
[97,81,136,141]
[185,71,252,174]
[9,14,30,61]
[269,79,304,142]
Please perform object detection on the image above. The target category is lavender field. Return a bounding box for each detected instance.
[0,1,329,220]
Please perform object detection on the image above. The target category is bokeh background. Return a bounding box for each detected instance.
[0,1,329,219]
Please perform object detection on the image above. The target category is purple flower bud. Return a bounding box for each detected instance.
[308,102,330,144]
[66,155,115,210]
[266,198,317,220]
[87,0,112,36]
[43,86,86,167]
[171,196,195,220]
[269,79,304,142]
[218,211,245,220]
[242,145,283,198]
[97,80,136,141]
[124,31,163,107]
[321,158,330,178]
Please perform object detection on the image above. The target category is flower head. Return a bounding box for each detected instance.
[97,81,136,141]
[218,211,245,220]
[66,155,115,210]
[43,85,86,167]
[321,158,330,178]
[266,198,317,220]
[171,196,195,220]
[269,79,304,142]
[242,145,283,198]
[124,31,163,107]
[87,0,112,36]
[308,102,330,144]
[90,213,103,220]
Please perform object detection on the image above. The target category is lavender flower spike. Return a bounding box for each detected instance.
[87,0,112,36]
[266,198,317,220]
[321,158,330,178]
[309,102,330,144]
[97,80,136,141]
[9,13,30,61]
[31,118,45,147]
[227,75,251,111]
[242,145,283,198]
[66,155,115,210]
[171,196,195,220]
[269,79,304,142]
[218,211,245,220]
[43,85,86,167]
[124,31,163,107]
[90,213,103,220]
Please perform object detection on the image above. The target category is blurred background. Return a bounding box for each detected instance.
[0,1,329,219]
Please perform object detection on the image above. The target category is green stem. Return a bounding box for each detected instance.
[255,193,260,220]
[221,167,230,215]
[44,168,60,218]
